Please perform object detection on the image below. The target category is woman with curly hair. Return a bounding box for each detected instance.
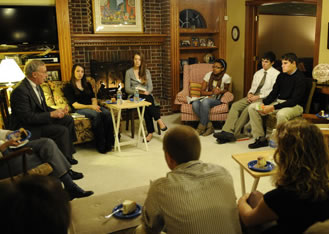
[238,119,329,234]
[192,58,231,136]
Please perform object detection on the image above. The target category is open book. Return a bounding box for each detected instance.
[186,96,207,104]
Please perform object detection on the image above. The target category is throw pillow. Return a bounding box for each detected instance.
[190,82,202,97]
[41,83,56,106]
[48,81,72,112]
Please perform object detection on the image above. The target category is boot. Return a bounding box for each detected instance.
[202,122,214,136]
[196,123,206,135]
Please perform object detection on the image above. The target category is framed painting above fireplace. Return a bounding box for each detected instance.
[92,0,143,33]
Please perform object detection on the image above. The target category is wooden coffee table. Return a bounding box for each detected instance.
[232,150,277,195]
[104,100,152,152]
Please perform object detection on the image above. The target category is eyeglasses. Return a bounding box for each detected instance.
[212,65,223,69]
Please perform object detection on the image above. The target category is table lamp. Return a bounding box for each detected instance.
[0,58,25,92]
[312,64,329,84]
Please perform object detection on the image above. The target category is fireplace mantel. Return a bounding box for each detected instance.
[72,34,168,47]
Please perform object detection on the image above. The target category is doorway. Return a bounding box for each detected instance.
[244,0,322,96]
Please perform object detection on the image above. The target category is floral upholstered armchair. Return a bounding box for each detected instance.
[174,63,234,123]
[41,77,96,144]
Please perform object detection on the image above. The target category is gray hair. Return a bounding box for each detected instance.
[24,60,45,78]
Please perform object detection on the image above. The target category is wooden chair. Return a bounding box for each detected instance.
[0,88,10,129]
[303,82,329,123]
[264,78,317,131]
[0,147,53,184]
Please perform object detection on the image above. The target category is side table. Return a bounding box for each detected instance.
[232,150,276,195]
[104,100,152,152]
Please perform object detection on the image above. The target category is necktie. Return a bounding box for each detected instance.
[37,86,43,104]
[37,86,46,110]
[254,71,267,95]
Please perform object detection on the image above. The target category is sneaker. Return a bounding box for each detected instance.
[248,138,268,149]
[68,169,84,180]
[214,131,236,142]
[216,138,231,144]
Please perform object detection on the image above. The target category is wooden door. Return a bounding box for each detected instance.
[244,0,322,96]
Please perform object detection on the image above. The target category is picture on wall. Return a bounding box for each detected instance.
[92,0,143,33]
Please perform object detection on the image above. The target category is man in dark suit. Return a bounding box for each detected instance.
[10,60,82,179]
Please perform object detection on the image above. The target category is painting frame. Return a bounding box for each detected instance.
[92,0,143,33]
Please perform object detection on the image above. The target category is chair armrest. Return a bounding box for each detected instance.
[0,147,33,162]
[220,92,234,104]
[175,89,189,104]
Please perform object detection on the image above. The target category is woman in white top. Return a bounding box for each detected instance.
[125,52,167,142]
[192,59,231,136]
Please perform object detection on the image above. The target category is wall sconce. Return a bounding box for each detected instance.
[0,58,25,92]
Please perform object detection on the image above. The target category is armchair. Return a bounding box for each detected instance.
[0,147,53,183]
[175,63,234,123]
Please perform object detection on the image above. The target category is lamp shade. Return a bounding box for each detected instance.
[312,64,329,83]
[0,58,25,84]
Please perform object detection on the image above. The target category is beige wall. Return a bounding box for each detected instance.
[258,15,315,58]
[228,0,329,99]
[226,0,246,100]
[319,0,329,64]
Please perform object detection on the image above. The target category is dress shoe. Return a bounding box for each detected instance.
[67,184,94,200]
[160,126,168,131]
[248,138,268,149]
[68,158,78,165]
[68,169,84,180]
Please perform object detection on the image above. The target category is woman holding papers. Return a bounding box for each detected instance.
[192,59,231,136]
[63,64,114,154]
[125,52,167,142]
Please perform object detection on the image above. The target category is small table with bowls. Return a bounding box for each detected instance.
[70,185,149,234]
[232,150,276,195]
[103,99,152,152]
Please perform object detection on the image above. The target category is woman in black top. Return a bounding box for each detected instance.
[63,64,114,153]
[238,119,329,233]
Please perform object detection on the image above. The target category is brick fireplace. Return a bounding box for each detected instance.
[68,0,172,115]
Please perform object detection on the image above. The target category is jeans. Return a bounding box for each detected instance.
[76,107,114,151]
[192,98,221,126]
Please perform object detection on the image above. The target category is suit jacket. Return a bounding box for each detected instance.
[10,78,55,132]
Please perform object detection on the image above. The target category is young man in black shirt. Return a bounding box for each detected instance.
[247,53,307,149]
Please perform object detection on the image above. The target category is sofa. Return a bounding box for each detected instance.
[174,63,234,123]
[40,78,95,144]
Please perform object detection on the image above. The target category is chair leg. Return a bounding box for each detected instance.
[157,122,161,135]
[131,110,135,138]
[125,109,130,131]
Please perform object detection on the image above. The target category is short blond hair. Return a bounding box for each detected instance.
[163,125,201,164]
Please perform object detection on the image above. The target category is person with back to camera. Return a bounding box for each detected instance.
[63,64,114,154]
[0,175,71,234]
[135,125,242,234]
[214,51,280,143]
[125,52,167,142]
[238,119,329,234]
[10,60,81,178]
[0,128,93,200]
[192,58,231,136]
